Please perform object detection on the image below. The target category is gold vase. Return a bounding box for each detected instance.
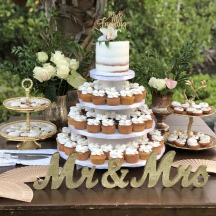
[151,92,173,133]
[44,95,68,132]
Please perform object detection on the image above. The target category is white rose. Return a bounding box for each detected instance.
[36,52,48,63]
[155,79,166,91]
[33,66,51,82]
[56,65,70,79]
[55,58,70,68]
[69,59,79,70]
[148,77,157,88]
[50,51,65,65]
[43,63,56,78]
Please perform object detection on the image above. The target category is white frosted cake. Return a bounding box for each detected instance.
[96,41,129,73]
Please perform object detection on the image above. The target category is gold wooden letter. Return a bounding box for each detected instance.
[33,153,98,189]
[102,159,129,188]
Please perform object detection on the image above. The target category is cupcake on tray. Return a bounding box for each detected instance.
[173,107,184,114]
[77,82,93,99]
[202,107,211,114]
[109,149,124,166]
[199,102,211,114]
[106,90,120,106]
[90,148,106,165]
[77,138,88,146]
[64,140,77,156]
[87,118,101,133]
[139,144,153,160]
[181,102,190,110]
[101,144,113,160]
[125,147,139,164]
[192,109,203,116]
[137,135,149,147]
[175,138,186,147]
[187,137,199,149]
[80,86,93,102]
[115,114,127,128]
[132,116,145,132]
[120,89,135,105]
[73,115,87,130]
[118,119,132,134]
[92,89,106,105]
[142,114,153,129]
[75,145,90,161]
[148,141,162,155]
[101,119,116,134]
[151,134,164,147]
[199,135,211,147]
[56,134,70,152]
[171,101,181,108]
[186,107,195,115]
[167,134,178,144]
[131,88,143,103]
[148,129,161,140]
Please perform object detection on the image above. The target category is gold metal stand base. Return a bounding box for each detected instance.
[17,141,41,150]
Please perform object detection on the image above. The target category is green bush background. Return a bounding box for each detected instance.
[0,0,216,123]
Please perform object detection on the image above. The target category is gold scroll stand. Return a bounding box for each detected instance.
[17,79,41,150]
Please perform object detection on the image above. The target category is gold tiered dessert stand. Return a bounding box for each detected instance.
[165,106,216,150]
[0,79,57,149]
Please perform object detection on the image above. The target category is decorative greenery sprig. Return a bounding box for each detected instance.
[133,41,197,95]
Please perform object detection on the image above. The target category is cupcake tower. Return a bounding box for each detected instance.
[0,79,57,149]
[166,80,215,150]
[58,71,166,168]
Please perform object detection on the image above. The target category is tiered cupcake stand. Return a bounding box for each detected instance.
[59,70,165,169]
[0,79,57,149]
[166,106,216,150]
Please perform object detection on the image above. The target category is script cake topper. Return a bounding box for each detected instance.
[33,151,208,190]
[97,11,127,29]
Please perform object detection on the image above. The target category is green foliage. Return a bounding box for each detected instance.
[0,73,24,122]
[105,0,215,63]
[132,41,197,94]
[0,0,47,60]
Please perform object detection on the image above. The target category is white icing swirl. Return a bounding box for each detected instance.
[120,90,133,97]
[91,148,104,156]
[119,119,132,126]
[64,140,77,148]
[101,144,113,152]
[125,147,138,155]
[102,119,114,126]
[139,144,152,153]
[187,137,198,146]
[93,89,105,97]
[109,149,123,158]
[75,145,89,153]
[148,141,161,148]
[74,115,87,122]
[87,118,100,126]
[131,117,144,124]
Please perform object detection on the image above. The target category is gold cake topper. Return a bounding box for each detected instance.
[97,11,127,29]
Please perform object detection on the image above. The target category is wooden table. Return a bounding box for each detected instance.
[0,115,216,216]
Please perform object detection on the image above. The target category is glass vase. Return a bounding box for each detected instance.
[44,95,68,132]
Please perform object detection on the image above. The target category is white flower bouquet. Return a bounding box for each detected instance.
[32,50,85,101]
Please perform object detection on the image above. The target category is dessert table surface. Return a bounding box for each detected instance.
[0,115,216,216]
